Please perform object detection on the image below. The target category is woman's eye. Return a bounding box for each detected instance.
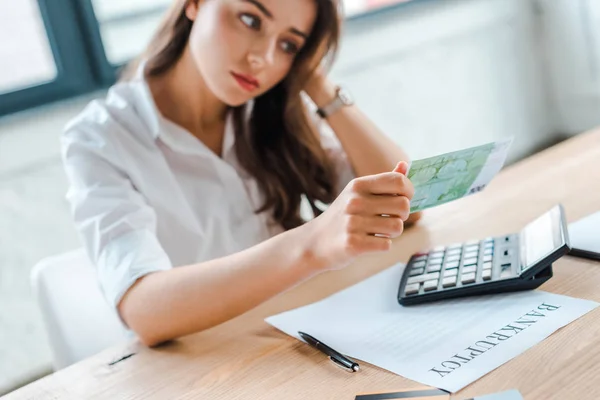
[240,13,260,30]
[281,41,300,55]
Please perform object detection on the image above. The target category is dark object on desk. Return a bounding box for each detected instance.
[569,211,600,261]
[355,387,449,400]
[398,204,570,305]
[107,352,136,366]
[298,331,360,372]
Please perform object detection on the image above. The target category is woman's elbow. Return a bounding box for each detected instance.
[119,302,167,347]
[117,284,169,347]
[137,331,165,348]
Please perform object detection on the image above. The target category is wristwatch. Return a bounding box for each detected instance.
[316,86,354,119]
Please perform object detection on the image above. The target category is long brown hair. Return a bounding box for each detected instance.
[124,0,343,230]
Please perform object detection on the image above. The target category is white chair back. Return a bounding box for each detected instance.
[31,249,128,370]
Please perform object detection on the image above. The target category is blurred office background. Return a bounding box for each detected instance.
[1,0,600,394]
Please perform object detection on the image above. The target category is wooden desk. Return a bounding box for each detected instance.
[6,131,600,400]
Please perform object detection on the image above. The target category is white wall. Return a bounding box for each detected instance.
[536,0,600,135]
[330,0,553,164]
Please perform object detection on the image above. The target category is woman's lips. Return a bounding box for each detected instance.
[231,72,259,92]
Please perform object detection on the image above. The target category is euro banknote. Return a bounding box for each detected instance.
[408,139,513,213]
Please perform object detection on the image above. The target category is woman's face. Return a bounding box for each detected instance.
[186,0,317,106]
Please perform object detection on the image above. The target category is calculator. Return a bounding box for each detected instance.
[398,204,570,305]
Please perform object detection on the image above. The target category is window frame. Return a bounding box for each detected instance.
[0,0,99,117]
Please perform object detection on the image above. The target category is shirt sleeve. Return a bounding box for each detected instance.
[61,118,172,310]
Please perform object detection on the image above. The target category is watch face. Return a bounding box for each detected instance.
[338,88,354,105]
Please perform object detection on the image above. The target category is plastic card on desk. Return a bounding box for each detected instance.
[356,386,449,400]
[465,389,523,400]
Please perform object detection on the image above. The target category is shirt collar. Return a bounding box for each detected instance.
[157,112,237,161]
[130,61,161,139]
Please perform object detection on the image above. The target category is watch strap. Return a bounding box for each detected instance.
[316,86,352,119]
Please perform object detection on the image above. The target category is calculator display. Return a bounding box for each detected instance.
[520,206,565,273]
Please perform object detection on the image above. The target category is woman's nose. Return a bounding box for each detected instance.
[247,39,276,70]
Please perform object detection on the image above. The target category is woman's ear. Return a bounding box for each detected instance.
[185,0,201,21]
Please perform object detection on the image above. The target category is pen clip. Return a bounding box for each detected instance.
[329,356,356,373]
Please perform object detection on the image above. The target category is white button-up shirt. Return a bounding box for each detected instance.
[61,74,354,309]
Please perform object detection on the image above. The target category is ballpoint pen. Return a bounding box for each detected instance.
[298,331,360,372]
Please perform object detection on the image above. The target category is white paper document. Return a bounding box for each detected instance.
[569,211,600,256]
[265,264,598,392]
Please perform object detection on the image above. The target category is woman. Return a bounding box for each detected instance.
[62,0,418,347]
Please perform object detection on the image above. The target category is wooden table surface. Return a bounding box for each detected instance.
[5,130,600,400]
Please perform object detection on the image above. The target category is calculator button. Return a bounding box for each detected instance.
[413,255,428,261]
[463,258,478,267]
[409,267,425,277]
[446,261,460,269]
[423,280,439,291]
[462,265,477,274]
[483,255,493,262]
[482,269,492,281]
[407,272,440,284]
[432,246,446,252]
[442,276,457,288]
[462,272,476,284]
[404,283,421,295]
[428,258,443,265]
[429,253,444,261]
[444,269,458,277]
[483,261,493,270]
[412,261,426,268]
[484,248,494,255]
[427,265,442,273]
[446,254,461,262]
[464,251,478,259]
[465,245,479,253]
[446,248,462,256]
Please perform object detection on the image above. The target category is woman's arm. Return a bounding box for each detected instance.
[304,75,410,177]
[304,75,422,224]
[120,165,414,346]
[119,226,318,346]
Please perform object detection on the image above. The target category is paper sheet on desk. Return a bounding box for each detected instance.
[265,264,598,393]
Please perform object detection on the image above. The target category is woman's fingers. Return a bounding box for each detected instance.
[361,234,393,253]
[343,231,392,256]
[350,172,414,199]
[345,194,411,220]
[347,214,405,239]
[393,161,409,175]
[332,165,415,261]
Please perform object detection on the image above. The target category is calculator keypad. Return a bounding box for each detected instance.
[402,235,520,297]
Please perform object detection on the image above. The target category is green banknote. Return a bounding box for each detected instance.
[408,139,512,213]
